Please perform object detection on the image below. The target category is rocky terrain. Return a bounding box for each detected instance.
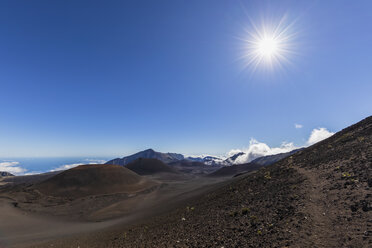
[0,116,370,247]
[34,116,371,247]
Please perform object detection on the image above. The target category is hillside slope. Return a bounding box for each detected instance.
[250,148,304,166]
[208,162,265,177]
[104,116,371,247]
[28,116,372,248]
[33,164,155,198]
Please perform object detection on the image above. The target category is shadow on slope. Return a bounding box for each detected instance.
[125,158,179,175]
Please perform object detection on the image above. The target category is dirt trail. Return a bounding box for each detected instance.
[295,166,338,247]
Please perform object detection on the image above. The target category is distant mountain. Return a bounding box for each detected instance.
[168,160,222,175]
[186,155,226,166]
[251,148,304,166]
[209,149,304,177]
[106,149,184,166]
[0,171,14,177]
[106,148,302,169]
[224,152,246,164]
[125,158,178,175]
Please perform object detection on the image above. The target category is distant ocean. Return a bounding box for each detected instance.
[0,157,111,175]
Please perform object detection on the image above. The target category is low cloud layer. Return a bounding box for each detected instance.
[228,139,298,164]
[0,161,26,175]
[50,159,107,172]
[306,128,335,146]
[228,127,334,164]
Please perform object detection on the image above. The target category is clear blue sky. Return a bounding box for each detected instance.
[0,0,371,157]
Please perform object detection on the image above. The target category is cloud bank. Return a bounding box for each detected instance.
[0,161,26,175]
[228,139,298,164]
[50,159,107,172]
[228,127,334,164]
[306,128,335,146]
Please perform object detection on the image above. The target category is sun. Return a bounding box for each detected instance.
[240,16,296,72]
[256,36,279,59]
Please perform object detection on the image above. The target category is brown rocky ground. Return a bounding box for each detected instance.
[29,116,371,247]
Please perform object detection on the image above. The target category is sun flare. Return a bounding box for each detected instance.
[241,16,296,71]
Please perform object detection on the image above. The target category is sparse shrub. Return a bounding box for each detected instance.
[229,211,238,217]
[186,206,195,211]
[241,207,250,215]
[342,172,352,178]
[264,172,271,179]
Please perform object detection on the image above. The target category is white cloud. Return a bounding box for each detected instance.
[0,161,27,175]
[50,159,107,172]
[295,123,303,129]
[306,127,334,146]
[228,139,299,164]
[227,126,335,164]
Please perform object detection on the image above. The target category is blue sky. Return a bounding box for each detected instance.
[0,0,371,158]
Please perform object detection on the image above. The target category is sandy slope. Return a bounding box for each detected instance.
[0,174,228,248]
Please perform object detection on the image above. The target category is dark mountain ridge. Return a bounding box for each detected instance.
[106,149,184,166]
[0,171,14,177]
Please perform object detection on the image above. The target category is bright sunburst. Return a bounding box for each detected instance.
[241,15,297,72]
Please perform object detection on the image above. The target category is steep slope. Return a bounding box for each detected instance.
[208,162,264,177]
[102,116,371,247]
[106,149,184,166]
[34,164,155,198]
[125,158,178,175]
[251,148,304,166]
